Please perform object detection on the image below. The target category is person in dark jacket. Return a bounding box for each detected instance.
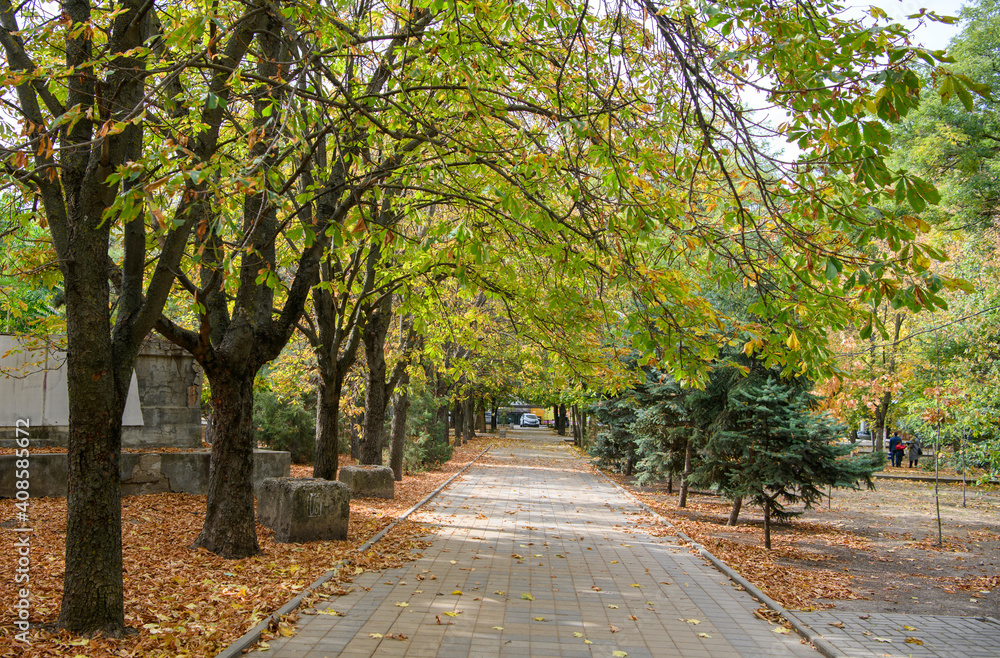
[889,432,904,467]
[908,436,923,468]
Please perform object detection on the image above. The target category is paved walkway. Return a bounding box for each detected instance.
[791,611,1000,657]
[251,433,816,657]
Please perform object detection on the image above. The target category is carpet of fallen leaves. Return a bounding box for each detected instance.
[608,480,859,611]
[0,436,487,657]
[604,468,1000,617]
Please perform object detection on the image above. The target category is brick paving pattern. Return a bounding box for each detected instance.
[792,611,1000,657]
[251,433,817,657]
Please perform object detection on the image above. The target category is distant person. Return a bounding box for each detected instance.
[888,432,904,467]
[908,436,923,468]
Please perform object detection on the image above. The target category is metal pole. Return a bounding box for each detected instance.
[961,429,967,509]
[935,330,943,548]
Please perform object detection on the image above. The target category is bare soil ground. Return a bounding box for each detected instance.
[613,470,1000,618]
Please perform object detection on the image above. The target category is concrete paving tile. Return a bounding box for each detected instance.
[244,433,824,658]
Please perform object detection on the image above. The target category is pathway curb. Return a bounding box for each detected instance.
[594,468,845,658]
[215,445,491,658]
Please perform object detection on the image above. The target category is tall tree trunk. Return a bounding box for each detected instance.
[763,496,773,550]
[388,376,410,481]
[464,398,474,443]
[360,295,392,465]
[57,230,126,635]
[872,312,904,454]
[192,365,261,558]
[350,411,362,461]
[557,403,567,436]
[453,400,464,445]
[679,438,693,508]
[873,391,891,455]
[437,403,451,446]
[727,496,743,526]
[571,405,581,445]
[491,404,498,432]
[313,377,343,479]
[552,405,560,432]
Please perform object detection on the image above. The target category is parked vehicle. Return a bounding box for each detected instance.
[520,413,540,428]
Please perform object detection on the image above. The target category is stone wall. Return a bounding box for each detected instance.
[123,337,204,448]
[0,450,290,498]
[0,335,203,448]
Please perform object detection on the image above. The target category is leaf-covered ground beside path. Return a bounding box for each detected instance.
[0,437,486,657]
[609,471,1000,618]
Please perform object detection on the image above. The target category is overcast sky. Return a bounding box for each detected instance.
[866,0,968,51]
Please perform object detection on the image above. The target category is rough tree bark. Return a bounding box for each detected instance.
[763,496,773,549]
[463,397,474,443]
[308,253,368,479]
[437,403,451,446]
[679,438,694,508]
[872,312,905,454]
[727,496,743,526]
[387,316,417,480]
[195,361,260,557]
[0,0,217,633]
[453,400,464,446]
[314,378,343,476]
[360,292,392,464]
[351,411,362,461]
[388,382,410,480]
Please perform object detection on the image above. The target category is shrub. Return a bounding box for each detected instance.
[401,383,452,472]
[253,389,316,464]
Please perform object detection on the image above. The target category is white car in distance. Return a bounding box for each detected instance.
[520,413,540,428]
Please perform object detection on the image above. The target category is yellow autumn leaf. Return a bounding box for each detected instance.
[630,583,642,588]
[608,604,619,609]
[256,641,271,651]
[533,617,546,621]
[521,592,535,600]
[492,626,504,630]
[452,590,463,596]
[395,601,409,607]
[698,632,712,638]
[443,611,462,617]
[368,633,383,639]
[773,627,791,634]
[613,652,628,657]
[683,618,701,625]
[786,331,800,350]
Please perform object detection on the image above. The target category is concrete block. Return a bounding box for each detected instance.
[257,477,350,542]
[338,465,395,499]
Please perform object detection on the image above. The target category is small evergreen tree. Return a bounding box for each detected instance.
[590,393,641,475]
[691,377,884,548]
